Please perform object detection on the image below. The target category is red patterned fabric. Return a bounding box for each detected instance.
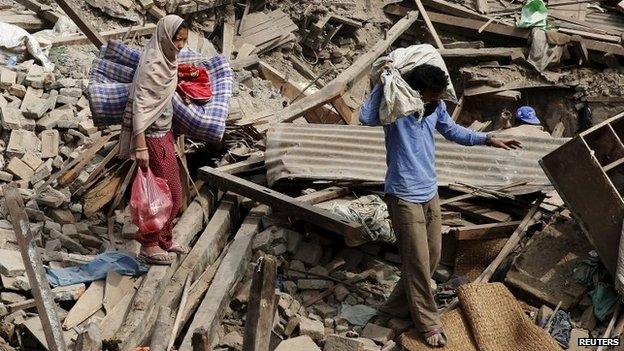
[177,63,212,103]
[134,131,183,249]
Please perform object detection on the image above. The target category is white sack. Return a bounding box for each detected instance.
[0,22,54,70]
[371,44,456,125]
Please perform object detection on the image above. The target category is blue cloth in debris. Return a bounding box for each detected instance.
[46,251,148,287]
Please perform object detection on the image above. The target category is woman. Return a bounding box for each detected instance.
[119,14,189,265]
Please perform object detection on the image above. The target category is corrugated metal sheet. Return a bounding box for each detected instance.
[265,124,568,187]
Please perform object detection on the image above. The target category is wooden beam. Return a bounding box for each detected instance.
[222,4,235,59]
[413,0,445,49]
[3,184,67,351]
[451,95,463,122]
[241,255,277,351]
[217,155,265,175]
[180,206,269,350]
[51,24,157,46]
[296,186,350,205]
[149,306,173,351]
[52,0,106,48]
[271,11,419,125]
[450,221,521,240]
[475,196,545,282]
[52,133,116,188]
[198,167,365,245]
[438,47,524,60]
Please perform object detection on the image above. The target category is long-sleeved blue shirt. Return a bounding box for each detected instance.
[360,84,488,203]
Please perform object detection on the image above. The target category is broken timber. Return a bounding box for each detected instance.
[52,0,106,48]
[51,24,157,47]
[269,11,419,126]
[241,255,278,351]
[198,167,365,245]
[4,184,67,351]
[450,221,522,240]
[180,205,270,350]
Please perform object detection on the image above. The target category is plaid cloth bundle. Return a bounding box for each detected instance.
[87,40,233,142]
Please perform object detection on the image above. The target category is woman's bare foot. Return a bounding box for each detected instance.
[424,328,448,347]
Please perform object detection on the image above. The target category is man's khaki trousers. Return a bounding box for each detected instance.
[383,194,442,332]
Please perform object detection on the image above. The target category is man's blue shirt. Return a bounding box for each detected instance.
[360,84,487,203]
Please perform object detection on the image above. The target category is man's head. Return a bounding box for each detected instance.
[404,64,449,102]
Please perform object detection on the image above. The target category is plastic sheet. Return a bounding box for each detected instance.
[517,0,549,28]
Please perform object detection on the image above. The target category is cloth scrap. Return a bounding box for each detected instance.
[46,251,148,287]
[330,195,396,245]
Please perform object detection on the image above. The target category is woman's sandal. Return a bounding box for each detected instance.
[138,251,174,265]
[167,242,189,254]
[424,328,448,347]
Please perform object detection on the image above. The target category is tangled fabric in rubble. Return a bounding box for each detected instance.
[330,195,396,245]
[0,22,54,69]
[87,40,233,141]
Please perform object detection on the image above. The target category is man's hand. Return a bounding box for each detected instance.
[487,137,522,150]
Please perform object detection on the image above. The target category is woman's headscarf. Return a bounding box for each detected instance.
[119,14,184,158]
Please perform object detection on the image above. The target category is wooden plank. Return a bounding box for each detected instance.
[217,155,265,175]
[103,271,134,313]
[81,143,120,190]
[451,221,521,240]
[52,0,106,48]
[451,96,463,122]
[413,0,444,49]
[476,0,489,14]
[438,47,524,60]
[98,280,138,341]
[3,184,67,351]
[475,196,545,282]
[113,192,215,350]
[296,187,350,205]
[241,255,277,351]
[63,280,104,330]
[51,24,156,46]
[150,306,173,350]
[82,163,126,217]
[180,206,269,350]
[222,5,235,59]
[271,11,419,125]
[443,200,513,223]
[168,277,191,351]
[199,167,365,245]
[53,133,116,188]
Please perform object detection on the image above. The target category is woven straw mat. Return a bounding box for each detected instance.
[400,283,561,351]
[454,238,507,281]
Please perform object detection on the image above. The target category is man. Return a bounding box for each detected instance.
[360,64,521,347]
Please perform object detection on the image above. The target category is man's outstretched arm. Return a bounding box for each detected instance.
[435,101,522,149]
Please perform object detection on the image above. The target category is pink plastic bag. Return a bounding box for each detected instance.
[130,167,173,234]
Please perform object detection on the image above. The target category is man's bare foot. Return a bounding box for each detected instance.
[424,328,447,347]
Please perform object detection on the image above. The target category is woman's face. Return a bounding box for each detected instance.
[173,27,189,51]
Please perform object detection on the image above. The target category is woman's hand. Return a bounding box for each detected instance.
[136,149,149,170]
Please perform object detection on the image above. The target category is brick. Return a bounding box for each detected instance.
[76,95,89,111]
[23,90,58,119]
[324,334,363,351]
[1,106,30,130]
[7,130,40,156]
[56,94,78,106]
[296,241,323,266]
[275,336,320,351]
[51,283,86,301]
[21,151,42,171]
[19,87,43,112]
[362,323,394,344]
[288,260,306,279]
[59,87,82,98]
[0,69,16,89]
[1,292,25,304]
[40,129,59,158]
[62,224,78,237]
[0,171,13,182]
[46,107,76,129]
[78,119,98,135]
[30,164,51,184]
[55,78,77,89]
[6,157,34,181]
[8,84,26,99]
[25,65,45,88]
[299,317,325,341]
[36,187,66,208]
[0,250,25,277]
[334,284,349,301]
[49,209,75,224]
[313,303,337,318]
[286,228,302,254]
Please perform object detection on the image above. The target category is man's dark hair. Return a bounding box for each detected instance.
[404,64,449,93]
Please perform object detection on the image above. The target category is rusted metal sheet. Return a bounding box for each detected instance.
[265,124,567,187]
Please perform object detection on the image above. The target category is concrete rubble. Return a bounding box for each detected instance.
[0,0,620,350]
